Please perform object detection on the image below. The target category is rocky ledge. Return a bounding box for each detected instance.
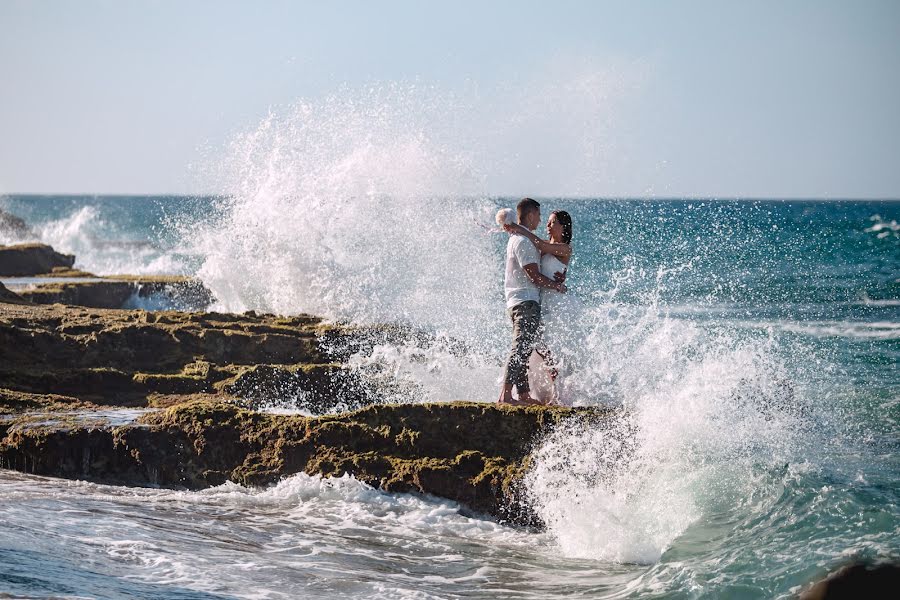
[0,214,613,522]
[0,400,607,522]
[0,240,214,309]
[0,282,28,305]
[0,301,363,414]
[9,274,214,309]
[0,296,612,523]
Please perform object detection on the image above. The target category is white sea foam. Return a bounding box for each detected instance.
[866,214,900,238]
[855,298,900,307]
[0,470,552,599]
[732,318,900,340]
[187,85,514,406]
[187,73,650,403]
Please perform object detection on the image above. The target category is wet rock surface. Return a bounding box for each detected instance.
[799,561,900,599]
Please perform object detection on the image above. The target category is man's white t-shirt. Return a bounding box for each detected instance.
[505,235,541,308]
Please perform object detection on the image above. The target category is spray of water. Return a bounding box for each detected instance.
[187,74,828,564]
[523,303,810,563]
[1,203,187,275]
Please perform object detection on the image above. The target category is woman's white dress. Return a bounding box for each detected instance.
[527,253,573,405]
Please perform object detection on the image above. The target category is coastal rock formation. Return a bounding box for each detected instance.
[0,282,28,305]
[14,279,142,309]
[0,243,75,276]
[0,301,365,413]
[14,275,214,310]
[799,561,900,599]
[0,280,615,523]
[0,400,609,522]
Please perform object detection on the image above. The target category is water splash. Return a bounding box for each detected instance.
[1,203,189,276]
[190,84,512,407]
[184,78,874,572]
[523,313,811,563]
[188,69,650,402]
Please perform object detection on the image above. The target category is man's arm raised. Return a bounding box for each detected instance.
[504,223,572,260]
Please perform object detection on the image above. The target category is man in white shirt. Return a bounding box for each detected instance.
[498,198,567,405]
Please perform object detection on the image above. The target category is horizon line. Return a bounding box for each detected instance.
[3,193,899,202]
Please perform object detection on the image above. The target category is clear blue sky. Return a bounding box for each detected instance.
[1,0,898,197]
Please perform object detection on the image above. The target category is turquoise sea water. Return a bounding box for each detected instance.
[1,195,898,598]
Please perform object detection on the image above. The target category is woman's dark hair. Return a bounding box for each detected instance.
[552,210,573,244]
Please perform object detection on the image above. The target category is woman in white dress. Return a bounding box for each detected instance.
[504,210,574,405]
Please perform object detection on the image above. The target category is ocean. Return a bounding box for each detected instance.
[0,193,897,598]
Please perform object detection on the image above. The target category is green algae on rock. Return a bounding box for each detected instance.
[0,301,363,412]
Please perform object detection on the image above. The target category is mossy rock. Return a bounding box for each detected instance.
[0,399,616,524]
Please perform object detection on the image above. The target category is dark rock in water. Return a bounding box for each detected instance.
[799,561,900,599]
[107,274,215,311]
[730,373,810,422]
[17,280,137,308]
[0,400,611,523]
[0,281,28,305]
[0,209,32,240]
[14,275,214,310]
[0,243,75,276]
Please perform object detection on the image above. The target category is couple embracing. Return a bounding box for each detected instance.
[497,198,574,406]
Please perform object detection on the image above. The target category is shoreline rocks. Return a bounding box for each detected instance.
[0,400,610,522]
[0,301,361,413]
[11,275,214,310]
[799,561,900,599]
[0,243,75,276]
[0,254,612,523]
[0,239,214,309]
[0,282,27,305]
